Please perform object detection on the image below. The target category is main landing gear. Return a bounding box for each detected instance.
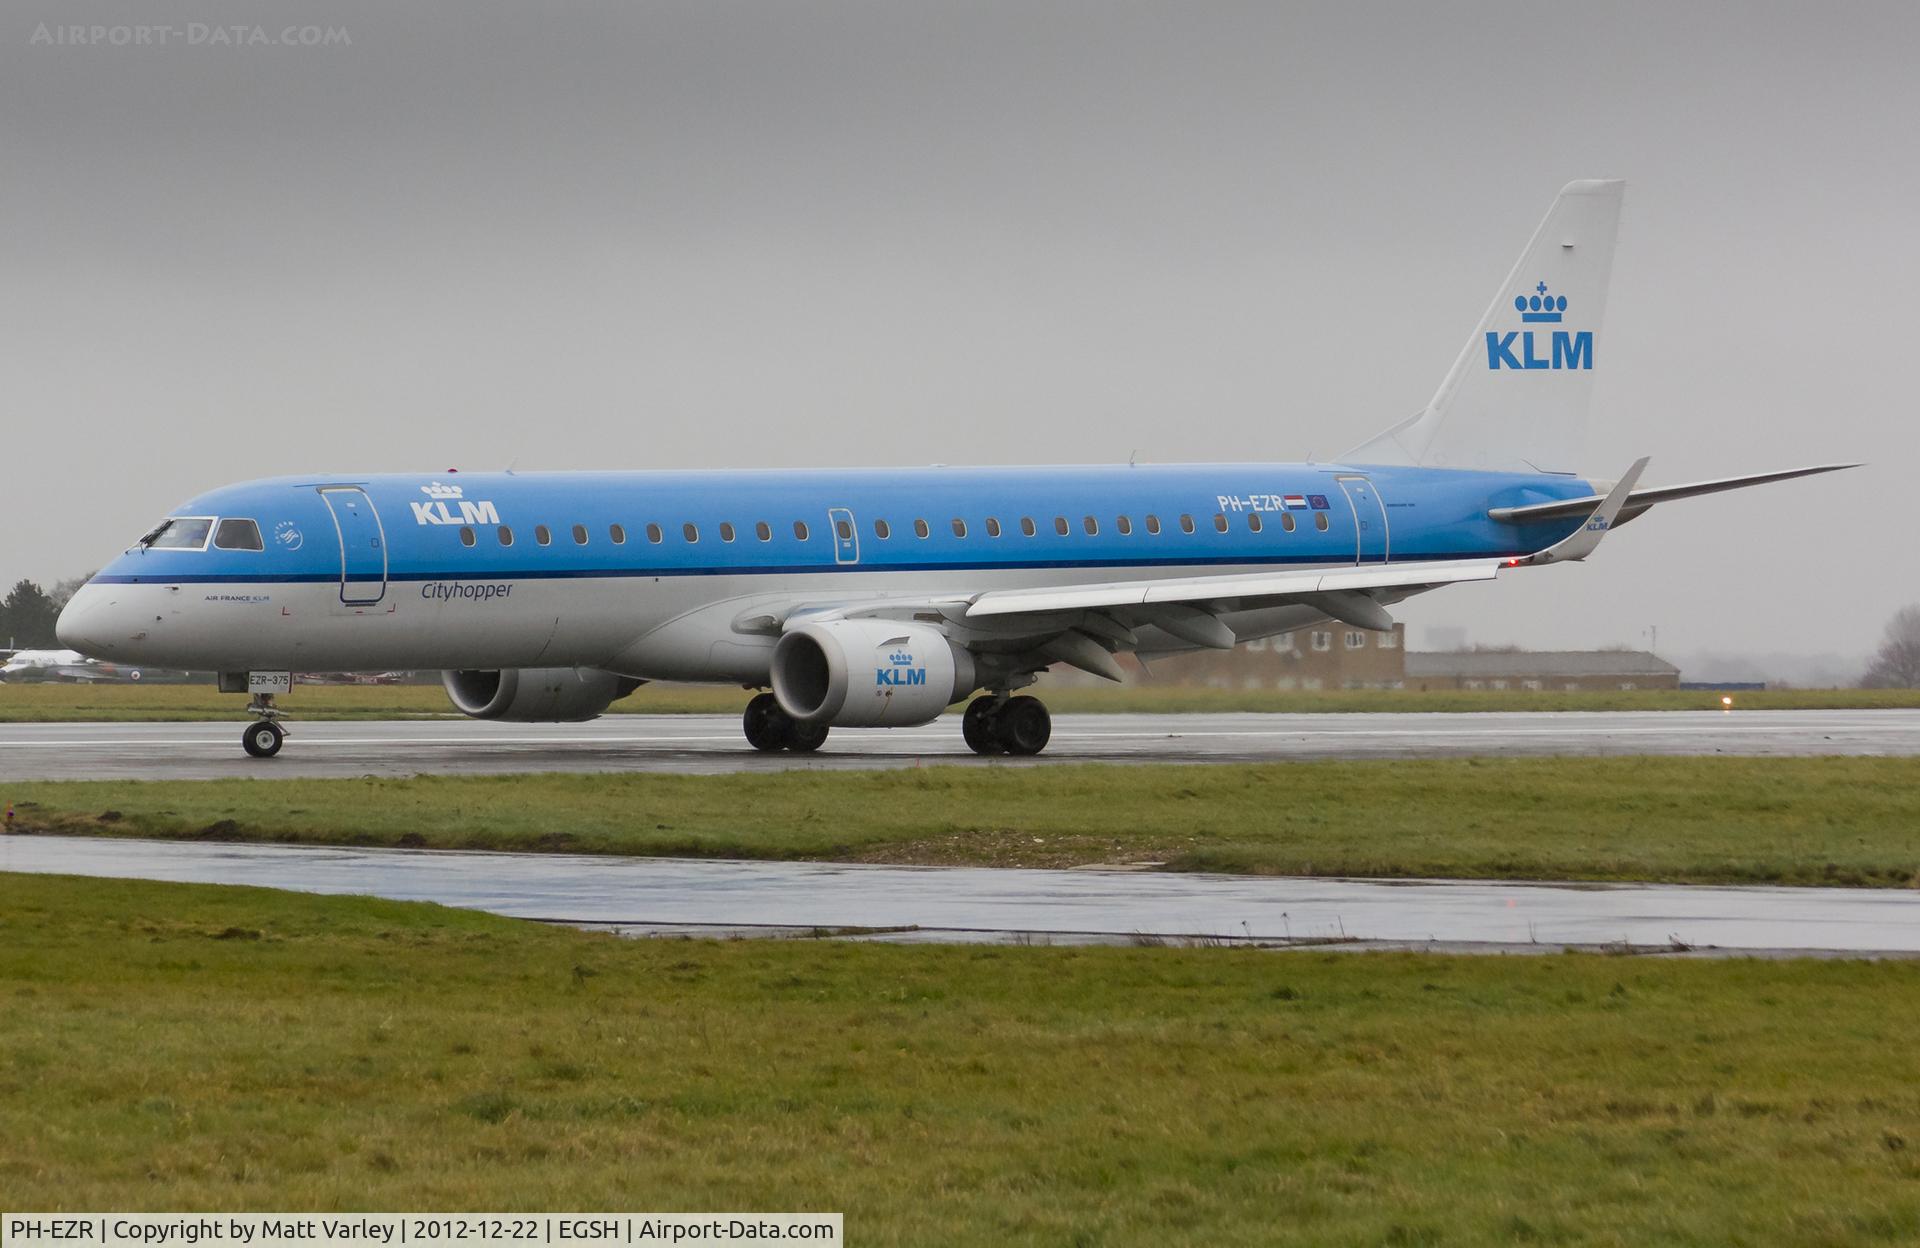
[241,693,286,759]
[962,694,1051,757]
[743,692,830,754]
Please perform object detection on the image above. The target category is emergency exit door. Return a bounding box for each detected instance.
[827,507,860,564]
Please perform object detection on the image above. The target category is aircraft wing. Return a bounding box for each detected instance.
[796,461,1650,680]
[963,558,1502,620]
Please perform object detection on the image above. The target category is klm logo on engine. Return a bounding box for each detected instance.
[876,649,926,688]
[1486,281,1592,371]
[410,481,500,526]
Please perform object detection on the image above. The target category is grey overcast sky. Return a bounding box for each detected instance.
[3,1,1914,667]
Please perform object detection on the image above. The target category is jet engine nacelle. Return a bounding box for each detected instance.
[442,667,644,722]
[771,620,976,727]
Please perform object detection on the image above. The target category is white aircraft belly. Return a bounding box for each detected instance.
[90,560,1305,675]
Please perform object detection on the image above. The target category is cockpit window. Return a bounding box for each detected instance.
[140,517,215,550]
[214,518,264,551]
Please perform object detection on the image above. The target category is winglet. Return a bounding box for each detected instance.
[1517,456,1649,565]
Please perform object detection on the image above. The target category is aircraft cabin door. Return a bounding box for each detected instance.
[1334,475,1389,564]
[827,507,860,565]
[319,486,389,606]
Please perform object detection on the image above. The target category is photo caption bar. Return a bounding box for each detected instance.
[3,1217,840,1247]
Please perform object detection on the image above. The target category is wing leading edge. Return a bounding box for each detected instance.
[963,458,1648,621]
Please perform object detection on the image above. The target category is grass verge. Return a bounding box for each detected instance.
[3,873,1920,1242]
[8,756,1920,886]
[3,682,1916,721]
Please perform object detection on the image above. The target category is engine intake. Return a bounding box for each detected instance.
[771,620,975,727]
[442,667,644,722]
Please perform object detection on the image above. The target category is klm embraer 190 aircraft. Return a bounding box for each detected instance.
[58,181,1852,758]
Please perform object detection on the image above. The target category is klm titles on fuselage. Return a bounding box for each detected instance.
[410,482,499,527]
[1486,282,1591,371]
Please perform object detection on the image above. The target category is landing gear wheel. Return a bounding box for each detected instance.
[999,696,1052,756]
[743,693,792,753]
[787,722,830,754]
[241,720,285,759]
[962,696,1003,755]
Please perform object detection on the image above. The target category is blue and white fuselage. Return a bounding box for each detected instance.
[57,461,1596,676]
[53,180,1855,756]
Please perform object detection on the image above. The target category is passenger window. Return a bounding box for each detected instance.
[1281,512,1295,533]
[683,523,699,543]
[1145,514,1161,535]
[214,518,263,551]
[1213,514,1229,533]
[1116,516,1132,536]
[646,523,663,544]
[1021,517,1037,537]
[497,526,514,546]
[951,519,967,538]
[1054,517,1070,536]
[1083,516,1098,536]
[535,525,552,546]
[1315,513,1330,531]
[986,517,1002,538]
[609,524,626,544]
[573,524,589,545]
[874,519,891,539]
[794,520,809,541]
[837,518,854,541]
[1179,514,1195,534]
[459,526,476,547]
[1248,513,1263,533]
[756,521,772,541]
[720,522,736,542]
[914,519,930,538]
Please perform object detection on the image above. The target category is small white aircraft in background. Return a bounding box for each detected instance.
[0,648,147,683]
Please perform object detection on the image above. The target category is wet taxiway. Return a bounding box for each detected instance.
[3,709,1918,780]
[5,834,1917,956]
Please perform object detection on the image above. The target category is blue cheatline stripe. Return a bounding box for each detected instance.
[86,548,1527,587]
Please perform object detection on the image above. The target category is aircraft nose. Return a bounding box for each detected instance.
[56,584,110,656]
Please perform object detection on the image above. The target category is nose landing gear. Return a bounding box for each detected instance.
[742,692,829,754]
[241,693,286,759]
[962,694,1051,756]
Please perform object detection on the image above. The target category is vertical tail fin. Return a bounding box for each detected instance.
[1346,179,1625,473]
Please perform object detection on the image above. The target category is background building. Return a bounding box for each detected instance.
[1403,650,1679,691]
[1067,628,1687,692]
[1133,624,1407,690]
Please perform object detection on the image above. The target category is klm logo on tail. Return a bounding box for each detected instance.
[1486,282,1592,371]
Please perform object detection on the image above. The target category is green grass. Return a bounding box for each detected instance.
[2,681,1915,721]
[10,756,1920,886]
[4,873,1920,1243]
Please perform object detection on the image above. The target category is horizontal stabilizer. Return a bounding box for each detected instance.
[1489,462,1860,524]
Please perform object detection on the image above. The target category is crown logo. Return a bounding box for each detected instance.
[1515,280,1567,323]
[421,481,464,499]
